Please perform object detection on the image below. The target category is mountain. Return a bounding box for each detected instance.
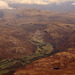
[8,1,75,12]
[14,48,75,75]
[0,0,75,12]
[0,8,75,75]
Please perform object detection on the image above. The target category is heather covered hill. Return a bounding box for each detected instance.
[0,8,75,75]
[14,48,75,75]
[0,8,75,24]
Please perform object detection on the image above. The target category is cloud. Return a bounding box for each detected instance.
[0,0,12,9]
[72,3,75,5]
[3,0,49,5]
[0,0,75,9]
[2,0,75,5]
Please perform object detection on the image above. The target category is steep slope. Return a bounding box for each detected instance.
[0,8,75,75]
[14,48,75,75]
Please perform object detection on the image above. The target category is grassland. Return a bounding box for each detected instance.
[0,41,54,75]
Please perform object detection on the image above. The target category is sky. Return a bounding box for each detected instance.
[0,0,75,9]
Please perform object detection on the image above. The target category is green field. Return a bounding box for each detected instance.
[0,41,54,75]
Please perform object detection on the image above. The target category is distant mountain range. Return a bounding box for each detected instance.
[0,0,75,12]
[9,1,75,12]
[2,0,75,5]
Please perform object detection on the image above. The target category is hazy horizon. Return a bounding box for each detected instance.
[0,0,75,12]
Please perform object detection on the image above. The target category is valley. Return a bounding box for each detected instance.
[0,8,75,75]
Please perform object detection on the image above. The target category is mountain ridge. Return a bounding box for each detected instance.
[0,8,75,75]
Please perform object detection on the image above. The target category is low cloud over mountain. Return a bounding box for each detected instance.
[72,2,75,5]
[0,0,12,9]
[2,0,75,5]
[0,0,75,10]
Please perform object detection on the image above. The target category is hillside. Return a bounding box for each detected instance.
[0,8,75,75]
[14,48,75,75]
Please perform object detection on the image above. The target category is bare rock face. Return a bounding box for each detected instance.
[14,48,75,75]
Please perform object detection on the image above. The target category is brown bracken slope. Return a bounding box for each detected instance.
[0,8,75,59]
[14,48,75,75]
[0,8,75,75]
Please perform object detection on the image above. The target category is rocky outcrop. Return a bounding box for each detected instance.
[14,48,75,75]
